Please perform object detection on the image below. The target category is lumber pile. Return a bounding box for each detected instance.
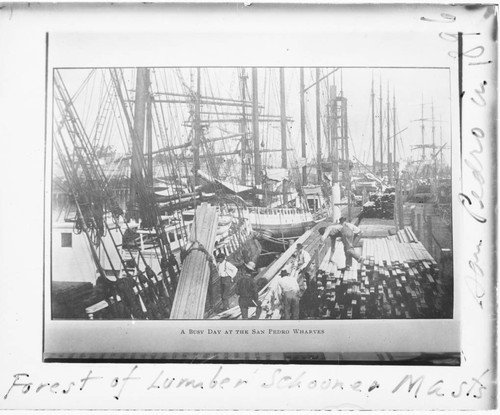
[388,226,418,243]
[362,192,395,219]
[170,203,219,319]
[359,218,396,238]
[317,226,450,319]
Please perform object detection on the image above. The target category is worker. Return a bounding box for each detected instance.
[291,243,311,273]
[319,217,364,270]
[291,243,310,296]
[319,224,341,263]
[278,269,300,319]
[235,261,262,319]
[216,252,238,311]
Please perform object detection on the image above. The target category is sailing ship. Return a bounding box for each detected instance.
[52,66,332,319]
[193,67,318,241]
[52,68,262,320]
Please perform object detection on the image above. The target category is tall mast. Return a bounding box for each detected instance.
[330,84,340,223]
[252,68,261,189]
[340,70,345,170]
[326,76,331,160]
[280,68,287,169]
[379,76,383,176]
[146,90,153,186]
[343,92,352,221]
[279,67,288,203]
[316,68,322,183]
[393,88,397,183]
[421,93,425,160]
[387,83,391,184]
[432,99,437,187]
[240,68,248,184]
[439,114,443,170]
[330,84,338,185]
[300,68,307,185]
[371,72,376,171]
[393,88,403,229]
[193,68,201,186]
[130,67,149,215]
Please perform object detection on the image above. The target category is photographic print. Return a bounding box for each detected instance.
[51,66,453,322]
[0,2,496,411]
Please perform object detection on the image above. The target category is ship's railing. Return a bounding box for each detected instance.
[249,207,310,216]
[85,218,254,320]
[85,267,172,320]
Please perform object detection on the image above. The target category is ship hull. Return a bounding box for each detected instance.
[249,209,315,238]
[251,222,314,238]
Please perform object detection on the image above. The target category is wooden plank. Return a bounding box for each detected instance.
[260,227,315,281]
[170,203,219,319]
[319,247,332,272]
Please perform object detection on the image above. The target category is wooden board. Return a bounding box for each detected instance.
[170,203,219,319]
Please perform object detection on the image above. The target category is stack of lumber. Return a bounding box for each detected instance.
[170,203,219,319]
[316,228,449,320]
[387,226,418,243]
[362,193,395,219]
[359,218,396,238]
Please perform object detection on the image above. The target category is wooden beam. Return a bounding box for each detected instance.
[193,68,201,185]
[170,203,219,319]
[280,67,287,170]
[252,68,261,188]
[300,68,307,185]
[316,68,322,182]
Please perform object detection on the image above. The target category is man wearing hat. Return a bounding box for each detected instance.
[235,261,262,319]
[216,252,238,311]
[292,243,311,273]
[278,269,301,319]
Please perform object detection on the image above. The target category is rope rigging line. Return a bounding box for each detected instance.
[150,69,191,248]
[54,69,188,318]
[70,70,173,266]
[152,72,189,201]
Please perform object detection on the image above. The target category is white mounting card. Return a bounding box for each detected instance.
[0,1,497,412]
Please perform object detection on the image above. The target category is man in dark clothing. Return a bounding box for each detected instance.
[299,276,320,319]
[235,261,262,319]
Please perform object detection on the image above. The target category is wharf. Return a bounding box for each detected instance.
[316,226,451,319]
[212,201,454,320]
[212,206,363,319]
[214,217,451,320]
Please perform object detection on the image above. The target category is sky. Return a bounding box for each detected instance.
[55,66,452,181]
